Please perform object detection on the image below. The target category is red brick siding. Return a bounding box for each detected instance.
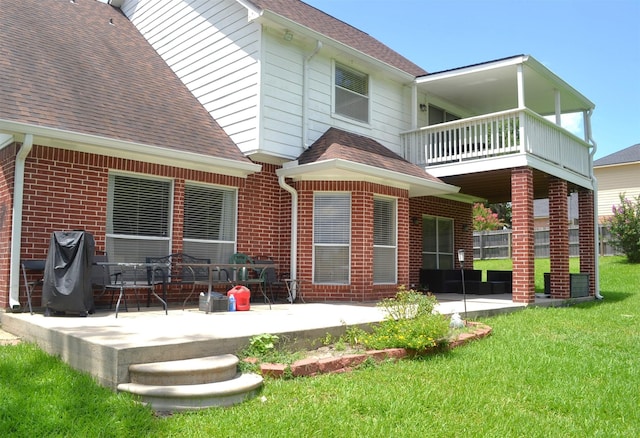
[408,197,473,288]
[295,181,410,302]
[549,177,570,299]
[578,189,596,296]
[511,167,535,303]
[11,145,246,308]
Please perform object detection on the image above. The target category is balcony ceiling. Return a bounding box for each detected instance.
[439,168,585,204]
[416,55,595,116]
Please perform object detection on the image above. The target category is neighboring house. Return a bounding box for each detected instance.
[594,143,640,219]
[1,0,598,311]
[533,194,579,229]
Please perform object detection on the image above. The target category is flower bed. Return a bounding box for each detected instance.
[251,321,492,379]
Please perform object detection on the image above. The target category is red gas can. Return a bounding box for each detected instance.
[227,285,251,311]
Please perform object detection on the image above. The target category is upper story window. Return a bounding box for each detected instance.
[106,173,172,263]
[334,63,369,123]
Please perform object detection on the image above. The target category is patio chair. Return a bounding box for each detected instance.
[92,255,161,317]
[229,253,271,308]
[21,259,46,314]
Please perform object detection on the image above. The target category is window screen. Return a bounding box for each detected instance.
[373,197,397,284]
[335,63,369,123]
[313,193,351,284]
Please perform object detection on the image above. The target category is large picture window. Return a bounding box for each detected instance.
[313,193,351,284]
[106,173,171,262]
[373,197,397,284]
[183,183,237,263]
[334,63,369,123]
[422,216,454,269]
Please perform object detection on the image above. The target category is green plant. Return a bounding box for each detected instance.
[607,193,640,263]
[473,202,505,231]
[245,333,279,357]
[377,285,437,320]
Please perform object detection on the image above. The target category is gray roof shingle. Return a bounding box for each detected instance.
[0,0,250,163]
[249,0,428,77]
[299,127,443,184]
[594,144,640,166]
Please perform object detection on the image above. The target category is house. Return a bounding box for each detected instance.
[594,143,640,219]
[1,0,599,312]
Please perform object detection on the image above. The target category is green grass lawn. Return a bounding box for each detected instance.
[1,257,639,437]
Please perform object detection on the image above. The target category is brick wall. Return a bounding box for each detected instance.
[578,189,596,296]
[511,167,535,303]
[10,145,247,308]
[549,177,570,299]
[295,181,410,302]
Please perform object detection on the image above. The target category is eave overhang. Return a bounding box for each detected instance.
[416,55,595,116]
[0,120,262,178]
[276,158,461,198]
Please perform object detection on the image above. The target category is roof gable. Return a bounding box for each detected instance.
[0,0,249,164]
[247,0,427,77]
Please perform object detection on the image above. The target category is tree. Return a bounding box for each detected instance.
[607,193,640,263]
[473,203,505,231]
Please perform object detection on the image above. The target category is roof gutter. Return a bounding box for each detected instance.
[0,119,261,178]
[278,174,298,299]
[9,134,33,310]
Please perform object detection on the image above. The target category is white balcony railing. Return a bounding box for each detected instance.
[401,108,592,178]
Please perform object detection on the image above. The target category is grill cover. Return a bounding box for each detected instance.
[42,231,95,315]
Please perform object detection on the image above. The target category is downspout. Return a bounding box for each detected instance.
[278,175,298,296]
[9,134,33,310]
[585,109,603,299]
[302,40,322,149]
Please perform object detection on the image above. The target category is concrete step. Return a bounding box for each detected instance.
[128,354,239,386]
[117,372,264,412]
[118,354,263,412]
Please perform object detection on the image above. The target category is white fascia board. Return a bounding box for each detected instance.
[416,55,526,84]
[0,120,261,178]
[276,158,460,197]
[254,10,416,83]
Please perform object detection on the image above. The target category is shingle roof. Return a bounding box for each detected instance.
[298,127,443,184]
[0,0,249,163]
[594,144,640,167]
[248,0,428,77]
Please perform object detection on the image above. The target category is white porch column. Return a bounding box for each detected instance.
[516,64,525,109]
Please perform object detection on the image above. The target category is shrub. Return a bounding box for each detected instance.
[607,193,640,263]
[355,287,450,352]
[473,202,505,231]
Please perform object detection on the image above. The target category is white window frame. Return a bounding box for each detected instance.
[183,182,237,263]
[421,215,454,269]
[373,196,397,284]
[106,172,173,263]
[333,61,370,124]
[313,192,351,285]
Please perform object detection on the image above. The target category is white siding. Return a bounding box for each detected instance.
[122,0,417,161]
[595,164,640,218]
[121,0,261,153]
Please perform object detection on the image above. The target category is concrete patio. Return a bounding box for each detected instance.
[0,293,584,390]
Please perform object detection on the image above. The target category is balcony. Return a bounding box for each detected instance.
[401,108,592,181]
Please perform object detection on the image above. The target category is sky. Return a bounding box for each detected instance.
[304,0,640,159]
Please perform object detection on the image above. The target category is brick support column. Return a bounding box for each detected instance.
[578,189,597,296]
[511,168,535,303]
[549,177,570,299]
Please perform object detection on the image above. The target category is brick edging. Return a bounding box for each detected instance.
[252,321,492,379]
